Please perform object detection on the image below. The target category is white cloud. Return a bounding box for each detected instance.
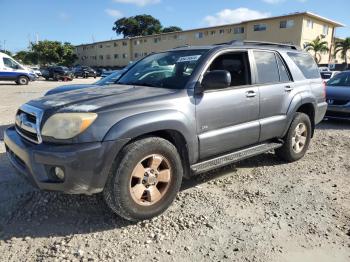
[112,0,161,7]
[262,0,285,4]
[203,8,270,27]
[105,8,123,18]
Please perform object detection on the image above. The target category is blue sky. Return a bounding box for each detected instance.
[1,0,349,52]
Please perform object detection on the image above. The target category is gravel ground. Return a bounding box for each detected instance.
[0,79,349,262]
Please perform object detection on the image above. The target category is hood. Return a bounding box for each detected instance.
[45,84,98,96]
[326,85,350,100]
[29,84,178,112]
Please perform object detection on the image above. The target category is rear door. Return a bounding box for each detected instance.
[195,50,260,160]
[252,50,294,142]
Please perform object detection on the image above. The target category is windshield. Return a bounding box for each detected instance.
[117,49,208,89]
[327,72,350,87]
[95,70,123,85]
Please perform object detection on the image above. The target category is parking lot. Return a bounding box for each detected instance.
[0,80,349,261]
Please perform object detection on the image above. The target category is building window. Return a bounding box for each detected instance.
[114,42,118,47]
[99,55,103,60]
[114,54,119,59]
[219,29,225,34]
[323,25,329,35]
[253,24,267,32]
[122,41,127,46]
[195,32,204,39]
[234,27,244,34]
[106,54,111,60]
[99,45,103,48]
[154,37,161,43]
[122,53,127,59]
[227,28,232,33]
[306,19,313,29]
[210,30,216,36]
[280,20,294,29]
[134,40,141,45]
[134,53,139,58]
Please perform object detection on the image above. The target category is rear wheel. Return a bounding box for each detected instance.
[104,137,183,221]
[275,112,312,162]
[16,76,29,85]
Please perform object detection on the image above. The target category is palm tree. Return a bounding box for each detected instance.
[304,36,329,64]
[334,37,350,69]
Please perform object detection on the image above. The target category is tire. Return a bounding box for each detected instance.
[104,137,183,221]
[275,112,312,162]
[16,76,29,85]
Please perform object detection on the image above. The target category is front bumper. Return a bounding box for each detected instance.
[325,105,350,120]
[4,126,128,194]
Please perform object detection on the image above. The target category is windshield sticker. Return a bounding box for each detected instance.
[177,55,201,63]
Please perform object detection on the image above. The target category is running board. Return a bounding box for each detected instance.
[191,142,283,174]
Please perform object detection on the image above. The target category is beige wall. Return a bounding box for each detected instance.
[300,16,335,64]
[75,13,343,67]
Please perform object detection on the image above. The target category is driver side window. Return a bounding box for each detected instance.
[3,57,21,70]
[209,52,251,86]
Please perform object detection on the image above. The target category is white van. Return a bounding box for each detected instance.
[0,52,36,85]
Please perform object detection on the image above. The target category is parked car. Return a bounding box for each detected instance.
[73,66,97,78]
[42,66,74,81]
[93,67,106,77]
[4,41,327,221]
[30,66,42,77]
[325,71,350,120]
[0,52,36,85]
[320,70,340,82]
[45,69,128,95]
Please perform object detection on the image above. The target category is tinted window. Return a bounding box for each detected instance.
[209,52,251,86]
[276,55,291,82]
[3,57,22,69]
[287,52,320,79]
[254,51,280,84]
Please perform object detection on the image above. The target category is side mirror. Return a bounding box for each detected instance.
[201,70,231,90]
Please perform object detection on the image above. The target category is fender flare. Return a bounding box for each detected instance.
[103,110,198,164]
[282,93,316,137]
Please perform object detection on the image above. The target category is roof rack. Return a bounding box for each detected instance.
[225,40,300,50]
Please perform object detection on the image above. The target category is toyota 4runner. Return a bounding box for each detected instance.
[4,41,327,221]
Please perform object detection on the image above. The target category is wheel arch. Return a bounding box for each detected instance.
[103,110,198,173]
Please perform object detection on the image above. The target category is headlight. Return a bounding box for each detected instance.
[41,113,97,139]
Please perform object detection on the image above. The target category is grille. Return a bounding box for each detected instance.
[15,104,43,144]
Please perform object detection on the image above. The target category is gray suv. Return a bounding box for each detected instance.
[4,41,327,221]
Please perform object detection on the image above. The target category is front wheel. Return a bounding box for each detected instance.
[275,112,312,162]
[104,137,183,221]
[16,76,29,85]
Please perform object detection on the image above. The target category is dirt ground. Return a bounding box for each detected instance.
[0,79,349,262]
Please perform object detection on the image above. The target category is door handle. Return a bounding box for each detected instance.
[285,85,293,92]
[246,90,256,98]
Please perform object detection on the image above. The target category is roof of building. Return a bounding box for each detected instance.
[75,11,345,47]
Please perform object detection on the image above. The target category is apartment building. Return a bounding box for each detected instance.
[75,12,344,67]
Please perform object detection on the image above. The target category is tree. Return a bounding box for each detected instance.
[13,51,38,64]
[113,14,162,37]
[334,37,350,69]
[162,26,182,33]
[30,40,77,66]
[304,36,329,64]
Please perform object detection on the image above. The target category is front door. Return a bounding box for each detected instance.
[195,51,260,160]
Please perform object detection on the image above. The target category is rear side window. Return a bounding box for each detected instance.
[276,55,291,82]
[287,52,320,79]
[253,51,280,84]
